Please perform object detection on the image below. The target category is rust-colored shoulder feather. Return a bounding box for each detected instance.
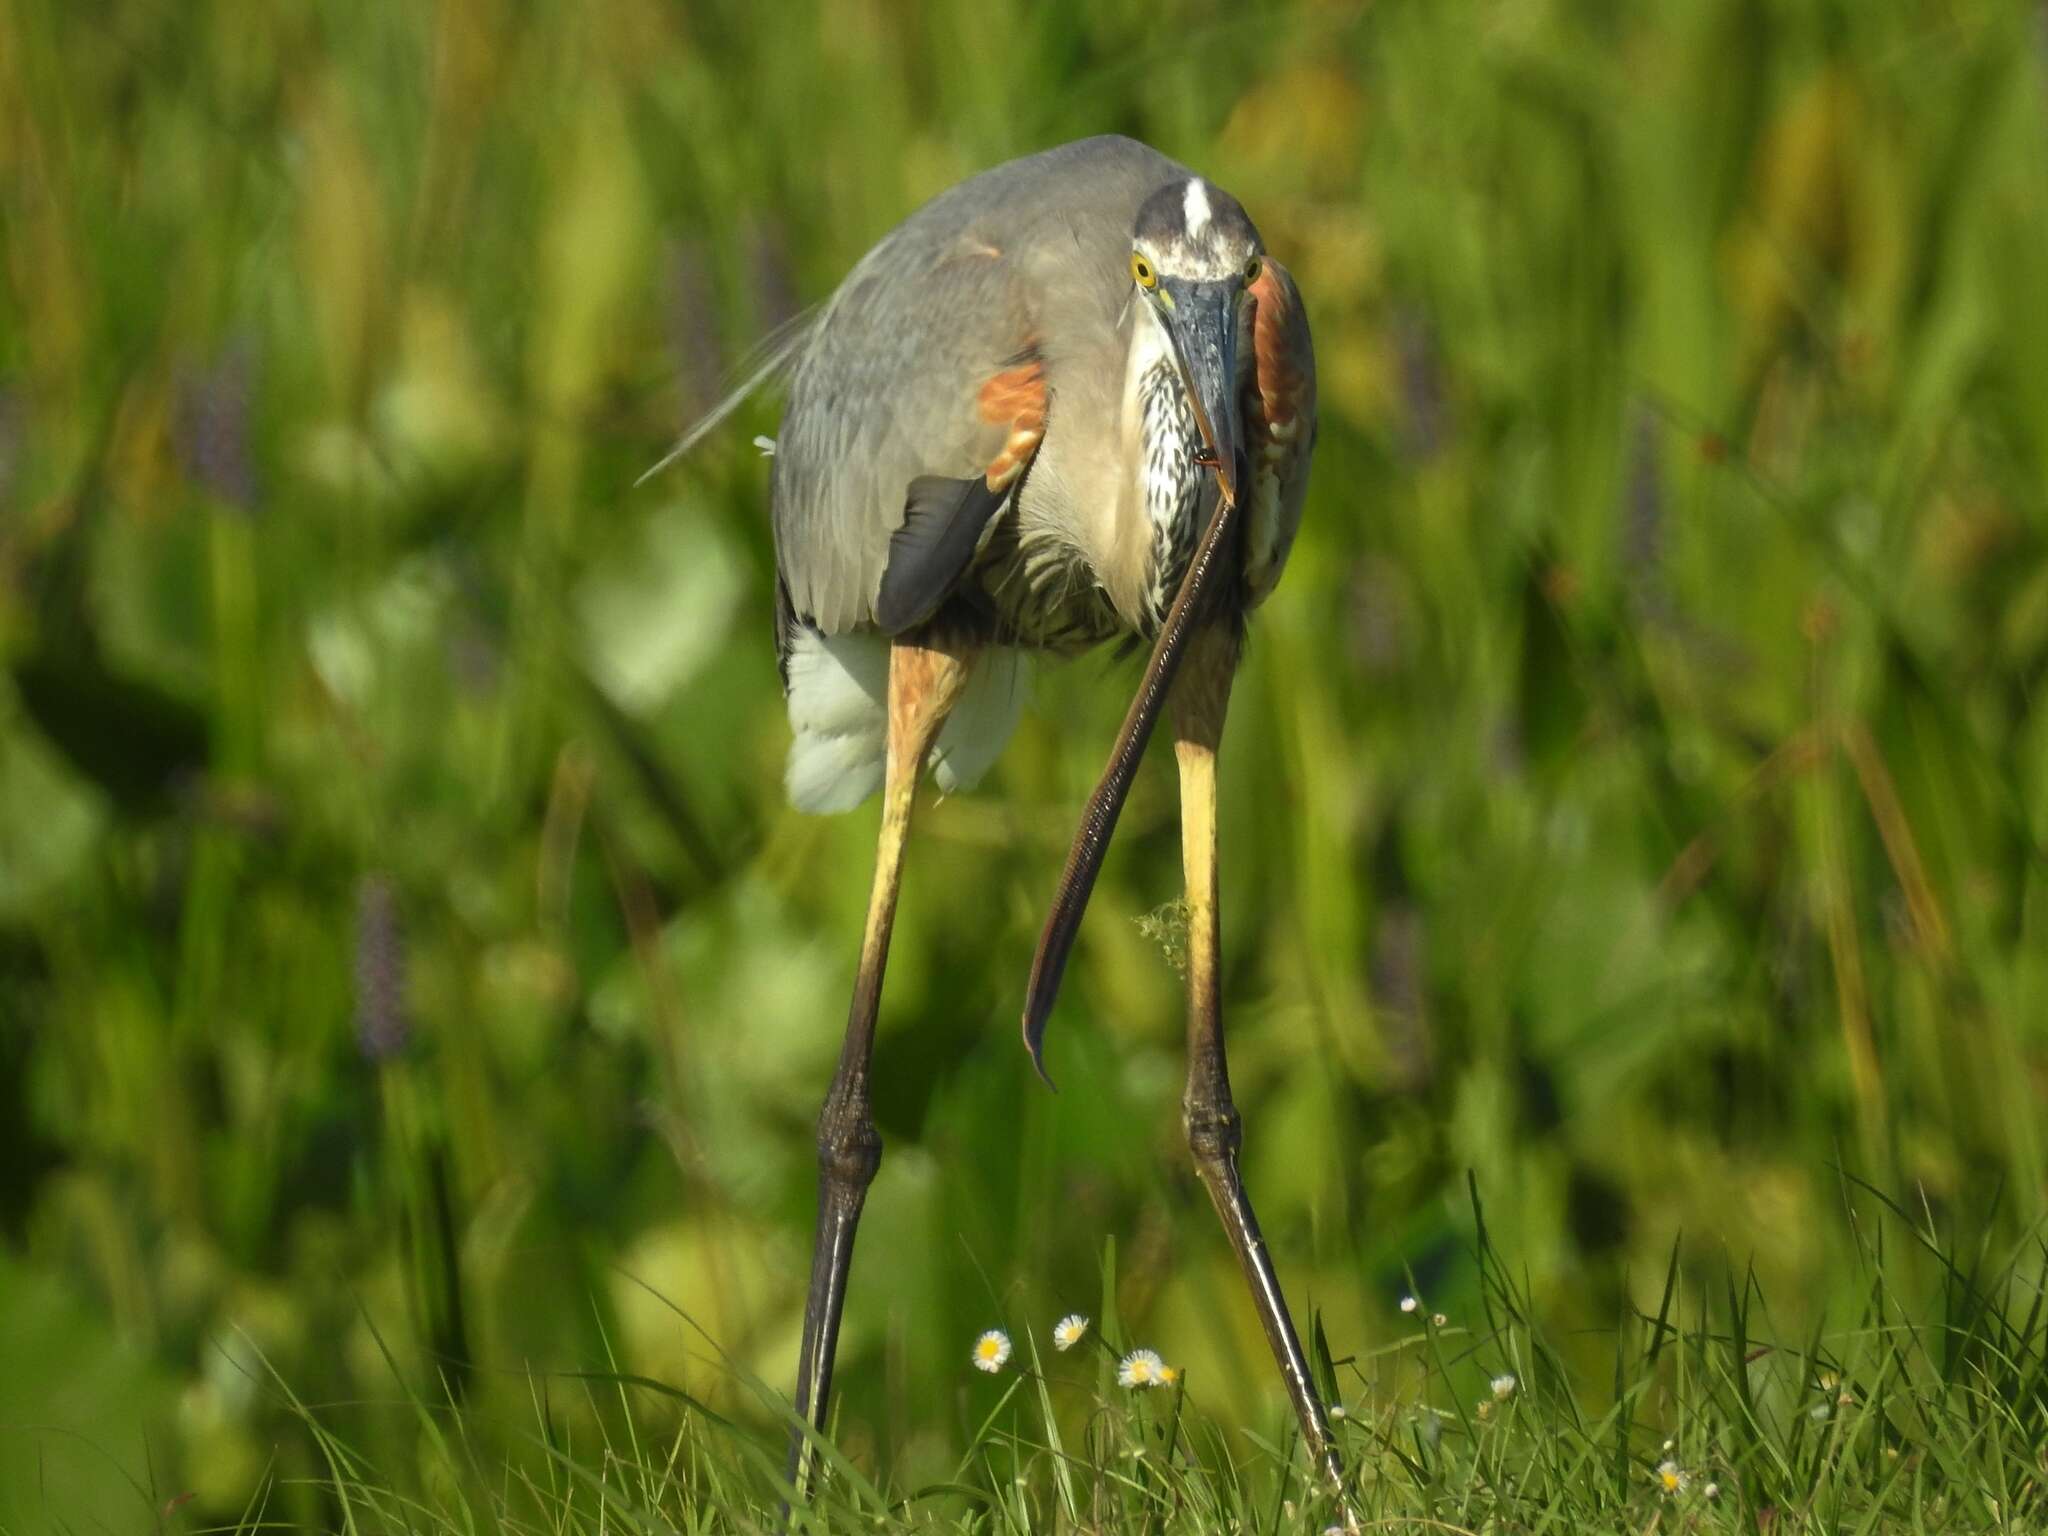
[1241,258,1316,603]
[977,346,1047,493]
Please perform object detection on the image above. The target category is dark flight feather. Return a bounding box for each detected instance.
[872,475,1007,635]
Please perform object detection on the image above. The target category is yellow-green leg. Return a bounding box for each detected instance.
[1173,623,1341,1487]
[787,637,971,1500]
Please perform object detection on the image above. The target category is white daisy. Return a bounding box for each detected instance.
[1656,1459,1687,1495]
[1490,1372,1517,1400]
[1399,1295,1419,1314]
[1117,1348,1166,1388]
[971,1329,1012,1373]
[1052,1314,1089,1351]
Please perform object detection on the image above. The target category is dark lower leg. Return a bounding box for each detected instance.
[1173,628,1341,1487]
[786,638,971,1499]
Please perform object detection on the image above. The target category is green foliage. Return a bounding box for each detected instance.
[42,1197,2048,1534]
[2,0,2046,1526]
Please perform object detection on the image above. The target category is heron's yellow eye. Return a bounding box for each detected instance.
[1243,256,1263,285]
[1130,253,1157,289]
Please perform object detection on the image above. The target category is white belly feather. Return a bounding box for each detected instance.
[783,629,1031,813]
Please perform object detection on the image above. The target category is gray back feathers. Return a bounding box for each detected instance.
[772,136,1194,635]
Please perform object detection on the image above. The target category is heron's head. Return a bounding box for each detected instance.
[1129,177,1265,507]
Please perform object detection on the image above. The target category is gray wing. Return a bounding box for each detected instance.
[772,136,1187,637]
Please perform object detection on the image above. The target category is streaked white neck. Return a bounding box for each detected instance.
[1116,302,1203,627]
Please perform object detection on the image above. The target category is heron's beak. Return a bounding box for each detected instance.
[1165,281,1244,508]
[1021,280,1252,1085]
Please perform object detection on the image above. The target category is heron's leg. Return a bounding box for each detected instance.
[787,636,972,1500]
[1173,626,1342,1487]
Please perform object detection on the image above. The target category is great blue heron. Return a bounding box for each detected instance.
[664,134,1329,1493]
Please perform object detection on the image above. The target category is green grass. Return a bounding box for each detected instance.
[3,0,2048,1528]
[68,1189,2048,1534]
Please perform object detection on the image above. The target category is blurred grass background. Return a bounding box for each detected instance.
[3,0,2047,1524]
